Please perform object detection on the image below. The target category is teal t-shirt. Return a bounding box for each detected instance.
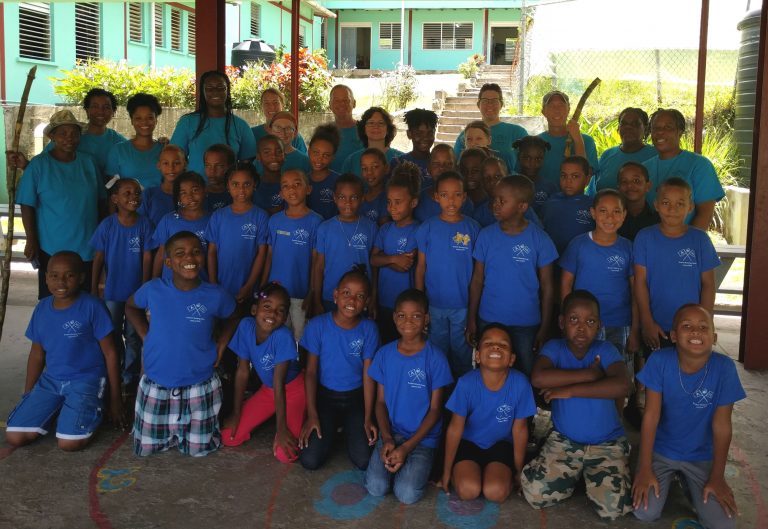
[105,140,164,188]
[537,131,599,187]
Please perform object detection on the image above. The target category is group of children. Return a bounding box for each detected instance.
[3,84,745,527]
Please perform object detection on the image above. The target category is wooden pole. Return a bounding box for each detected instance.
[0,65,36,344]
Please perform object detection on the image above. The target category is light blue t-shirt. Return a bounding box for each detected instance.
[474,222,558,326]
[415,215,480,309]
[341,147,403,177]
[633,225,720,331]
[229,321,300,388]
[587,144,657,195]
[170,113,257,176]
[308,170,340,220]
[454,121,528,167]
[46,128,127,177]
[537,131,599,186]
[542,338,625,445]
[638,347,745,461]
[138,186,174,227]
[253,181,284,212]
[413,187,474,223]
[447,368,536,449]
[541,192,595,254]
[368,340,453,448]
[559,232,634,327]
[26,293,113,380]
[132,278,235,387]
[204,205,269,298]
[252,123,307,153]
[89,214,154,302]
[267,210,323,299]
[105,140,164,188]
[316,216,378,302]
[361,191,388,225]
[149,211,211,281]
[330,124,364,173]
[16,152,104,260]
[300,312,380,391]
[374,220,420,309]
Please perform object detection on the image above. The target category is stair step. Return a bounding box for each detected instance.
[435,133,458,143]
[441,109,481,118]
[439,116,477,126]
[436,124,467,133]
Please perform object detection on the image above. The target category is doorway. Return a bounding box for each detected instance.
[340,25,371,69]
[489,26,519,65]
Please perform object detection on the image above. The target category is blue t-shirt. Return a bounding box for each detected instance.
[46,128,127,177]
[170,113,257,176]
[89,214,154,302]
[638,348,745,461]
[300,312,380,391]
[537,131,599,186]
[26,294,113,380]
[415,215,480,309]
[559,232,634,327]
[541,192,595,254]
[205,205,269,297]
[252,123,307,153]
[308,170,340,220]
[132,278,235,387]
[361,191,388,225]
[341,147,403,177]
[531,179,560,218]
[330,124,364,173]
[138,186,174,227]
[149,211,211,281]
[391,153,432,189]
[254,149,311,177]
[206,191,233,213]
[267,210,323,298]
[105,140,164,188]
[447,368,536,449]
[228,321,301,388]
[16,152,104,260]
[542,339,626,444]
[471,200,542,228]
[413,187,475,224]
[643,150,725,225]
[633,225,720,331]
[454,121,528,166]
[368,341,453,448]
[316,216,378,302]
[374,220,420,309]
[253,180,284,212]
[474,222,558,326]
[587,144,657,195]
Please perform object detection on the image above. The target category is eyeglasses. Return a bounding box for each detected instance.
[365,120,387,128]
[479,98,502,105]
[272,126,296,134]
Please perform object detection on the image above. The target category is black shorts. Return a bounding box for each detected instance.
[454,438,514,470]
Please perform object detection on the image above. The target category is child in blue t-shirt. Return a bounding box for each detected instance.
[264,168,323,340]
[414,144,476,223]
[459,148,489,209]
[139,144,187,227]
[312,173,379,314]
[521,290,633,520]
[633,304,744,528]
[415,171,480,377]
[203,143,235,212]
[206,161,268,305]
[468,175,558,376]
[150,171,211,281]
[126,231,237,456]
[6,251,123,451]
[267,111,311,175]
[514,136,558,218]
[307,124,341,220]
[220,283,305,463]
[365,289,452,504]
[634,177,719,352]
[390,108,437,189]
[541,155,596,255]
[254,135,286,215]
[90,178,154,390]
[443,323,536,502]
[360,148,390,225]
[371,162,421,343]
[299,267,380,470]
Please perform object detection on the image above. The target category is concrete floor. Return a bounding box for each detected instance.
[0,267,766,529]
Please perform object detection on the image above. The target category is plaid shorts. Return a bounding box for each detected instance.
[133,374,222,457]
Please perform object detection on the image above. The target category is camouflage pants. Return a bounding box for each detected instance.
[521,431,633,520]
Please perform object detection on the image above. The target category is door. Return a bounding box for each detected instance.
[489,26,519,65]
[339,26,371,69]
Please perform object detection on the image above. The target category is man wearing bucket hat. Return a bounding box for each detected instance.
[16,109,105,298]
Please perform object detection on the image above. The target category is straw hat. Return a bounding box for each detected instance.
[43,110,86,136]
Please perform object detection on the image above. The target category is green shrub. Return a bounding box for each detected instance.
[457,53,485,80]
[379,64,418,111]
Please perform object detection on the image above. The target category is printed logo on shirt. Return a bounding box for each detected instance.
[397,237,409,254]
[292,228,310,245]
[241,223,258,240]
[576,209,592,225]
[62,320,83,338]
[186,303,208,323]
[452,232,471,251]
[365,209,378,223]
[128,236,142,253]
[692,387,714,409]
[606,254,626,272]
[320,188,334,203]
[407,368,427,389]
[260,352,275,372]
[348,338,364,357]
[271,194,284,208]
[678,248,697,267]
[211,201,226,211]
[495,404,513,423]
[350,233,368,250]
[195,230,208,249]
[512,244,531,263]
[535,191,548,204]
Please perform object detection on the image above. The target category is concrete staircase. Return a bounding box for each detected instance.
[435,65,515,145]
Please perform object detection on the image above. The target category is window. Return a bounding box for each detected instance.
[250,2,261,38]
[18,2,51,61]
[379,23,401,50]
[128,3,143,43]
[298,25,306,48]
[320,19,327,50]
[188,13,196,55]
[423,22,473,50]
[154,4,164,47]
[170,8,182,51]
[75,3,100,61]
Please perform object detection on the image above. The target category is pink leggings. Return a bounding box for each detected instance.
[221,372,306,463]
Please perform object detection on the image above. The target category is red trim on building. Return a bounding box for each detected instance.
[482,8,489,59]
[0,4,6,103]
[334,11,340,67]
[269,1,313,24]
[407,9,413,65]
[169,2,195,14]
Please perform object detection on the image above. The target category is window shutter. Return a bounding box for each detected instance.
[19,2,51,61]
[379,23,401,50]
[423,22,472,50]
[154,4,164,47]
[170,8,182,51]
[128,3,143,43]
[75,3,100,61]
[188,13,196,55]
[250,2,261,38]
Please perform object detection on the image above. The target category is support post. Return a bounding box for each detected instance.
[195,0,226,91]
[693,0,710,154]
[291,0,300,118]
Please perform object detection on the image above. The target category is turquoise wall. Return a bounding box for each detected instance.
[126,3,196,70]
[332,10,408,70]
[410,9,484,70]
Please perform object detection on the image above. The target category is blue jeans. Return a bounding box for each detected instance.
[429,307,472,377]
[365,435,435,504]
[479,320,538,377]
[598,325,633,382]
[105,300,141,386]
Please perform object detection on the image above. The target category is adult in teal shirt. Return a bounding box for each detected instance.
[251,87,307,153]
[328,84,364,173]
[341,107,402,177]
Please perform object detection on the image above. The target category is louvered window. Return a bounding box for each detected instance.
[298,25,306,48]
[188,13,196,55]
[250,2,261,38]
[170,8,182,51]
[19,2,51,61]
[75,3,100,61]
[320,19,327,50]
[128,3,143,43]
[423,22,473,50]
[379,23,401,50]
[154,4,164,47]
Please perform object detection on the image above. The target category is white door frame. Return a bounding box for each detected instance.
[487,21,520,63]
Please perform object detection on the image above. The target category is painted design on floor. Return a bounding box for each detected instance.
[315,470,383,520]
[96,467,140,493]
[436,493,500,529]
